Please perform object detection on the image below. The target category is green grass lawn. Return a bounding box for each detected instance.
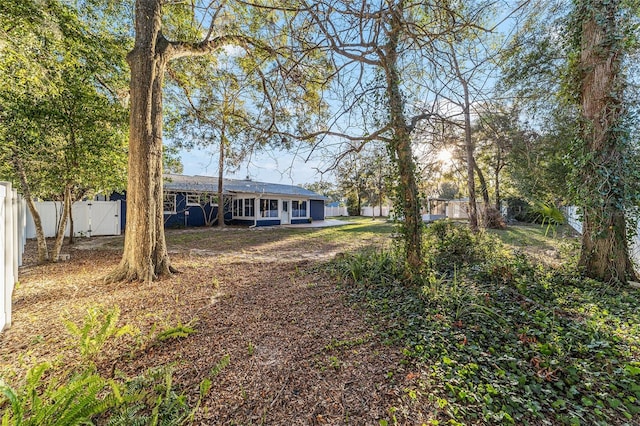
[164,216,396,253]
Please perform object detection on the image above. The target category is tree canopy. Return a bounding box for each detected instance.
[0,0,129,262]
[1,0,639,282]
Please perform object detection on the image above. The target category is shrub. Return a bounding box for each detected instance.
[2,306,223,426]
[423,220,499,272]
[532,202,565,236]
[481,206,507,229]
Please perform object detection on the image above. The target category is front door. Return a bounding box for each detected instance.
[281,200,290,224]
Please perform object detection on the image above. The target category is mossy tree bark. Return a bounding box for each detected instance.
[385,1,422,272]
[577,0,636,283]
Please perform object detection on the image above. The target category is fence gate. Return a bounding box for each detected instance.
[85,201,120,236]
[26,200,121,238]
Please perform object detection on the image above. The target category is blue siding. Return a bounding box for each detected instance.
[291,218,311,225]
[310,199,325,221]
[164,194,220,228]
[112,190,324,229]
[230,219,281,227]
[111,192,224,229]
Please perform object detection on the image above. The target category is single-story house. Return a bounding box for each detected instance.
[112,174,326,229]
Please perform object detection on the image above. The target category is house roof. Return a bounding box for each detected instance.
[163,174,325,199]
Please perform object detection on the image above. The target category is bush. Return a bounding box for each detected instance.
[423,219,499,272]
[481,206,507,229]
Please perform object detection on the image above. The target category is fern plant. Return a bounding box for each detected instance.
[155,319,198,342]
[62,305,136,360]
[104,359,226,426]
[0,362,113,425]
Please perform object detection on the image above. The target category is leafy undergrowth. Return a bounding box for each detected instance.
[333,220,640,425]
[0,305,222,425]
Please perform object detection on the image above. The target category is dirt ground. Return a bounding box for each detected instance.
[1,224,433,425]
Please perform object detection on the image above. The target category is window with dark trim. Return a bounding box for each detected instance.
[260,199,279,218]
[292,200,307,218]
[233,198,255,217]
[163,193,177,214]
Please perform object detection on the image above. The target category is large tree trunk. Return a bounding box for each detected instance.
[107,0,174,282]
[385,1,422,272]
[577,0,635,282]
[473,161,492,227]
[12,154,48,262]
[494,163,502,211]
[473,161,490,206]
[68,207,74,245]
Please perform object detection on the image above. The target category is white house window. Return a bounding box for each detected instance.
[186,194,201,206]
[244,198,255,217]
[292,200,307,218]
[163,193,177,214]
[233,198,255,217]
[209,194,219,206]
[260,199,279,218]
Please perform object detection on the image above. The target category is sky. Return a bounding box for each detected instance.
[179,146,327,186]
[175,2,520,188]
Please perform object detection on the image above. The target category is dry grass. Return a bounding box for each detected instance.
[1,220,429,424]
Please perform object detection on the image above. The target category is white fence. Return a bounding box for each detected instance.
[563,206,640,268]
[26,200,121,238]
[563,206,583,234]
[425,199,489,220]
[1,182,26,332]
[325,206,349,217]
[361,205,391,217]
